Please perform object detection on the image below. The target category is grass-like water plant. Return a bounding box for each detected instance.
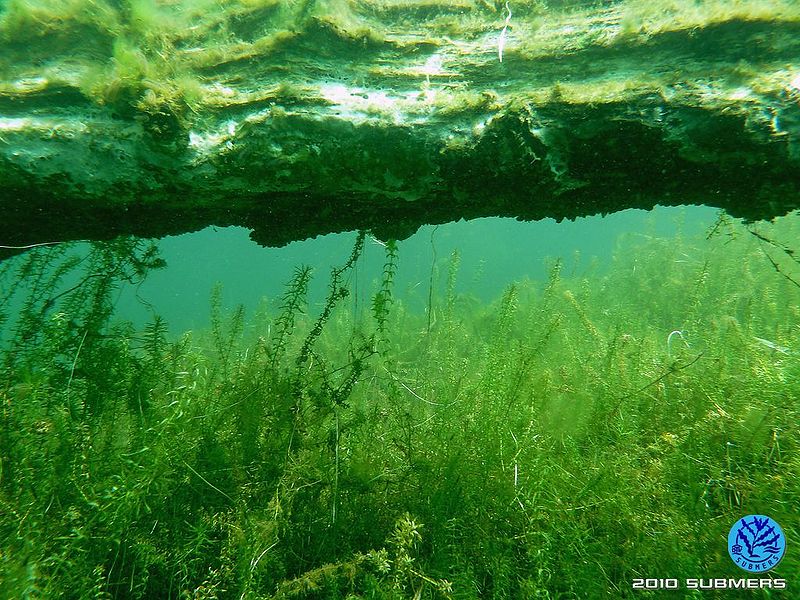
[1,213,799,599]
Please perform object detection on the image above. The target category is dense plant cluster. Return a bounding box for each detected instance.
[0,214,798,599]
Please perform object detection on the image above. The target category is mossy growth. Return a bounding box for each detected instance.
[0,0,312,125]
[0,0,122,43]
[1,0,797,135]
[618,0,800,39]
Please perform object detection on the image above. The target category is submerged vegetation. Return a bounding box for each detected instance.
[3,0,799,123]
[1,213,799,598]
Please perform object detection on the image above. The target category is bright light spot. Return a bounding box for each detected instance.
[729,87,752,100]
[422,54,444,76]
[319,83,351,105]
[207,83,236,97]
[0,118,31,131]
[188,120,237,153]
[12,77,47,92]
[319,83,405,123]
[366,90,396,111]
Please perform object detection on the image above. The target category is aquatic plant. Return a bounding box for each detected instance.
[269,265,313,369]
[372,238,398,359]
[1,212,799,598]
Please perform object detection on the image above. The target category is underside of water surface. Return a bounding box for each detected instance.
[2,0,800,252]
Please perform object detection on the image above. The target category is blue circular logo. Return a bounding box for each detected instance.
[727,515,786,572]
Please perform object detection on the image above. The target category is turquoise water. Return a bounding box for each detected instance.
[115,205,719,333]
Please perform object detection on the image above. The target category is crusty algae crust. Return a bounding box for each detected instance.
[1,0,799,248]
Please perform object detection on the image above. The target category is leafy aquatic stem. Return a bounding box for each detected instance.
[372,239,398,360]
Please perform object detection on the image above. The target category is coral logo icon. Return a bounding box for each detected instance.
[728,515,786,573]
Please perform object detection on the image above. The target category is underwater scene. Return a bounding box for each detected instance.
[2,207,799,598]
[1,0,800,598]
